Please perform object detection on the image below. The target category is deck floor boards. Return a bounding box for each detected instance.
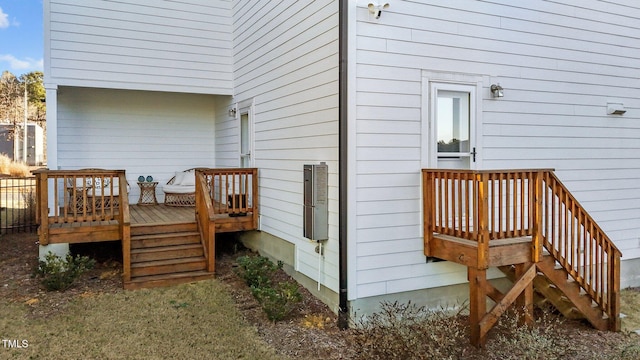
[130,205,195,225]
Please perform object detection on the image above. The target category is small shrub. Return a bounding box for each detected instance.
[352,301,466,360]
[35,252,95,291]
[252,281,303,321]
[485,307,577,359]
[20,188,36,223]
[235,255,301,321]
[235,255,282,288]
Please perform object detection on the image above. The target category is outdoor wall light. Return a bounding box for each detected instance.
[490,84,504,98]
[229,108,237,117]
[368,2,389,19]
[607,102,626,115]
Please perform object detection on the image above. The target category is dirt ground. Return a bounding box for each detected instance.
[1,232,639,359]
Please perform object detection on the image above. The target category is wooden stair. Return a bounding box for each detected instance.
[498,255,609,329]
[499,260,583,320]
[124,222,214,290]
[535,255,610,330]
[422,169,621,347]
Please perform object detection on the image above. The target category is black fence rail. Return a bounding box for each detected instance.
[0,176,37,234]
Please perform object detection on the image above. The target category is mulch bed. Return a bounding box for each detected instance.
[2,232,638,359]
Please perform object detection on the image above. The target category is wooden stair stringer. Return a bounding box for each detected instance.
[498,265,583,320]
[536,256,609,330]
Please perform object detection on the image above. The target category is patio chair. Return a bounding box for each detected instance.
[66,170,127,213]
[86,176,125,211]
[162,169,196,206]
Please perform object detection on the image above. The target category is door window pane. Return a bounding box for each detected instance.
[437,91,470,153]
[240,113,250,168]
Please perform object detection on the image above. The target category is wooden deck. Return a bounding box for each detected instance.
[34,168,259,290]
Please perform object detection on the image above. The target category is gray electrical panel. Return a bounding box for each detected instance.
[303,163,328,241]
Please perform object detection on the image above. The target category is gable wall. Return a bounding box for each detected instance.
[46,0,233,94]
[217,0,340,293]
[353,0,640,299]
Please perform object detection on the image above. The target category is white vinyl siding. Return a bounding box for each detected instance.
[223,0,340,292]
[354,1,640,298]
[57,87,216,202]
[46,0,233,94]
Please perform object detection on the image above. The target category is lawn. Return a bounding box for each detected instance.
[1,280,284,359]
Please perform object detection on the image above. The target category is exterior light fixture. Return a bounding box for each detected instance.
[229,108,237,117]
[607,102,626,115]
[368,2,389,19]
[490,84,504,98]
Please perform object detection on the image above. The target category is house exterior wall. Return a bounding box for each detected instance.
[218,0,340,298]
[57,87,217,202]
[353,0,640,301]
[45,0,233,95]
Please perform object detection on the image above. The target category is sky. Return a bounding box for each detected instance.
[0,0,43,76]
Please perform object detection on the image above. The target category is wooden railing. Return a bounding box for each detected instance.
[541,171,621,325]
[33,169,129,245]
[201,168,258,222]
[422,169,622,327]
[195,170,215,272]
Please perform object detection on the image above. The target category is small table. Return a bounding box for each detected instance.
[137,182,158,205]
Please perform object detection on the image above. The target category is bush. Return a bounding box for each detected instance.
[35,252,95,291]
[235,255,302,321]
[352,301,466,360]
[235,255,282,288]
[486,307,575,359]
[252,281,303,321]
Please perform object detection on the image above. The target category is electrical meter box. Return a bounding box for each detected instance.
[303,163,328,241]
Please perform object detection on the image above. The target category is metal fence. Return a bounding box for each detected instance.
[0,176,37,234]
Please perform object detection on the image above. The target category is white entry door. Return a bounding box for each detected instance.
[430,83,477,169]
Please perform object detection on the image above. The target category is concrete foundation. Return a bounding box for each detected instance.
[38,243,70,260]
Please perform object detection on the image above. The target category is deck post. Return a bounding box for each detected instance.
[118,172,131,283]
[515,262,534,326]
[423,170,433,256]
[469,267,487,347]
[35,171,50,245]
[476,173,490,269]
[252,168,259,230]
[207,222,215,273]
[609,251,621,331]
[531,171,543,263]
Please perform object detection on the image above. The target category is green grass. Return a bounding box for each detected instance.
[0,280,285,359]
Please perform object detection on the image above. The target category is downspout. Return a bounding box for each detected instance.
[337,0,349,330]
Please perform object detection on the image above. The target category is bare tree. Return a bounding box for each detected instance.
[0,70,47,162]
[0,71,22,126]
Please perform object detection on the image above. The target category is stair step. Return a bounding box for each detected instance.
[536,257,610,330]
[131,257,207,277]
[131,244,204,262]
[131,222,197,236]
[125,270,214,290]
[131,232,200,249]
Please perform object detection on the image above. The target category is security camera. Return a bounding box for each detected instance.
[368,2,390,19]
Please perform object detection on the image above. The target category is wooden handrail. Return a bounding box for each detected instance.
[423,168,621,330]
[541,171,621,330]
[195,170,216,272]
